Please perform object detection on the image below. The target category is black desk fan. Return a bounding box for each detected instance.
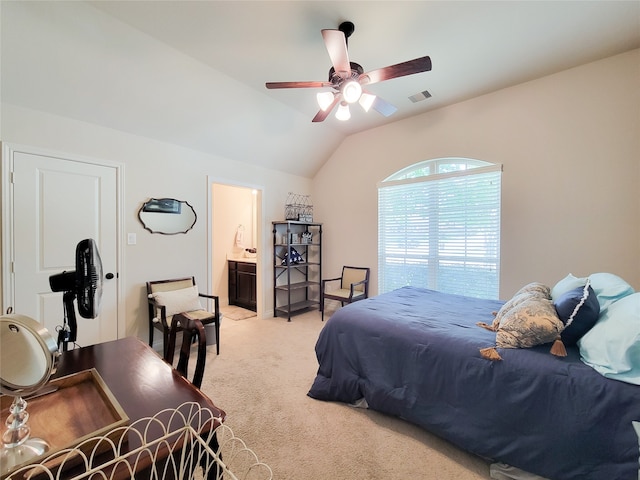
[49,238,104,351]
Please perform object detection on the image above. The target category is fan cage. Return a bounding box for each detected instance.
[6,402,272,480]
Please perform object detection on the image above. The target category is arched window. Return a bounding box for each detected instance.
[378,158,502,299]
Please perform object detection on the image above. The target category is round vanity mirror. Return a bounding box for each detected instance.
[138,198,197,235]
[0,314,59,475]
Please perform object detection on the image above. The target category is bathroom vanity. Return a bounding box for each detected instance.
[228,259,257,311]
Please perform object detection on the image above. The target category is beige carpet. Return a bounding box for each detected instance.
[198,309,492,480]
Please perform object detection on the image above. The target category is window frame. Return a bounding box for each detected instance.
[378,158,502,299]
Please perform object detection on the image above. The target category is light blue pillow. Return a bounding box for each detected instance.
[589,272,635,313]
[551,273,587,300]
[579,292,640,385]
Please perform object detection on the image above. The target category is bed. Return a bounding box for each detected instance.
[308,284,640,480]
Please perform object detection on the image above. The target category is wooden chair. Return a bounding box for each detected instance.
[163,313,220,477]
[164,313,207,388]
[147,277,221,358]
[321,266,370,321]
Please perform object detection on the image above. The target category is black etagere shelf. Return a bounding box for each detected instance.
[272,221,322,321]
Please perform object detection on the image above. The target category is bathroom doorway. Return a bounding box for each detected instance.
[210,181,263,319]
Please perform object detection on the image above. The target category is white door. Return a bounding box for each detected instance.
[5,148,120,347]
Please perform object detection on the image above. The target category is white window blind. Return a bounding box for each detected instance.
[378,163,502,299]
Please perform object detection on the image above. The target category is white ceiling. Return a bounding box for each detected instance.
[3,1,639,177]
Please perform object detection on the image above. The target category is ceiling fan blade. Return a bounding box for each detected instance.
[371,96,398,117]
[266,81,332,89]
[312,94,341,123]
[321,29,351,79]
[360,55,432,86]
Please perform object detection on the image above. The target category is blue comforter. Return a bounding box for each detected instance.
[308,286,640,480]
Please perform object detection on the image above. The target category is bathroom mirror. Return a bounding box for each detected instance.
[138,198,197,235]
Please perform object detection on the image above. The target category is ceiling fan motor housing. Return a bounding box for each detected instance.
[328,62,364,86]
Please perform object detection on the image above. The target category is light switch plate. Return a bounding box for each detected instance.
[127,233,136,245]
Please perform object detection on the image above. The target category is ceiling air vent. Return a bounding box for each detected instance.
[408,90,432,103]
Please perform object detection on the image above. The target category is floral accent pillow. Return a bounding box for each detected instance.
[478,282,564,361]
[484,282,551,331]
[495,296,564,349]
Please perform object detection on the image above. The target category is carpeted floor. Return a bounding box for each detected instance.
[198,309,492,480]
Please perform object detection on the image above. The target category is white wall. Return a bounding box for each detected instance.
[1,104,311,338]
[313,49,640,298]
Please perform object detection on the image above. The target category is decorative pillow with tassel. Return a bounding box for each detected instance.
[478,282,565,361]
[488,282,550,329]
[554,280,600,346]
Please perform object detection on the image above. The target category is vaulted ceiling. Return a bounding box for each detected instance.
[2,1,639,177]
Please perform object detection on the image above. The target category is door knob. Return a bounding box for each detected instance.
[105,273,115,280]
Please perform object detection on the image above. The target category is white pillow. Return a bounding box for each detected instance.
[149,286,203,316]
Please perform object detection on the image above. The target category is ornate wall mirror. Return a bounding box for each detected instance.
[138,198,197,235]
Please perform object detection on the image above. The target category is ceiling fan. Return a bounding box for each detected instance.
[265,21,432,123]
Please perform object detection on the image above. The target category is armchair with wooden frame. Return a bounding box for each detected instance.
[321,266,370,321]
[147,277,222,358]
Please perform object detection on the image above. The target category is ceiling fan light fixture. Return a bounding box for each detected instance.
[316,91,335,111]
[341,80,362,104]
[359,92,376,112]
[335,102,351,121]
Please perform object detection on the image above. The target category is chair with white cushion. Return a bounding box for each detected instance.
[321,266,370,321]
[147,277,221,358]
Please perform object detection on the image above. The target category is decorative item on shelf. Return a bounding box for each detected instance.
[302,232,313,244]
[291,233,300,244]
[281,248,303,265]
[284,193,313,222]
